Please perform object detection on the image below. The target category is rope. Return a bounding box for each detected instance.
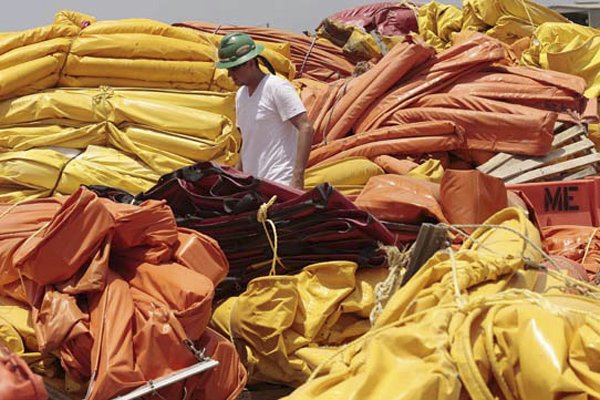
[439,223,600,299]
[256,195,285,275]
[369,244,412,324]
[448,246,466,309]
[298,36,317,79]
[307,220,600,383]
[519,0,536,30]
[581,227,599,265]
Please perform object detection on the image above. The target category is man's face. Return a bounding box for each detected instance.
[227,61,250,86]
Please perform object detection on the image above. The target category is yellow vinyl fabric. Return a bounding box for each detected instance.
[0,87,239,202]
[0,10,296,99]
[406,159,444,183]
[211,261,388,386]
[316,18,400,61]
[521,22,600,99]
[417,0,569,50]
[417,1,463,52]
[0,297,58,379]
[590,123,600,150]
[304,157,384,196]
[285,207,600,399]
[461,0,569,44]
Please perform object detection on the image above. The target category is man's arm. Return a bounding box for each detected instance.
[289,112,314,190]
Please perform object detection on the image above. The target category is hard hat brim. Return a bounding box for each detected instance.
[216,43,265,69]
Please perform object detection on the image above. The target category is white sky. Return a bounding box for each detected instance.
[0,0,569,34]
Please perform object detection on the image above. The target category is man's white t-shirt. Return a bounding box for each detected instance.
[236,74,306,186]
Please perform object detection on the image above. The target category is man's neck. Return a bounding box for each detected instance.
[246,71,266,96]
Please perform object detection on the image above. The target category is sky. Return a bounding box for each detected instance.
[0,0,570,34]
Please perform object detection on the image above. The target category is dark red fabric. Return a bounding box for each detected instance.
[90,162,395,298]
[323,2,418,36]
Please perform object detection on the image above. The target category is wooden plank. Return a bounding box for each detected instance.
[551,125,586,148]
[554,121,566,132]
[490,138,595,180]
[562,165,599,181]
[507,153,600,184]
[477,152,512,174]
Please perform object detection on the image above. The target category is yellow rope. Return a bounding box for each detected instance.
[448,246,467,310]
[369,244,412,324]
[519,0,536,30]
[256,195,285,275]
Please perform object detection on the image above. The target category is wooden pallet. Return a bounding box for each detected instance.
[477,122,600,184]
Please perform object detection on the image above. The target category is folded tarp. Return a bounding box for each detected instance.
[309,121,464,167]
[322,2,418,37]
[543,225,600,282]
[310,35,434,143]
[89,162,395,298]
[0,11,295,100]
[522,22,600,99]
[304,33,587,168]
[0,188,245,400]
[285,207,600,400]
[417,1,462,52]
[461,0,569,44]
[212,261,388,386]
[0,87,239,203]
[174,21,354,83]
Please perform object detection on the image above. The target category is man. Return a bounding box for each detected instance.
[216,32,314,190]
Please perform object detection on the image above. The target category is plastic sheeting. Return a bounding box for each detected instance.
[304,157,383,197]
[543,225,600,282]
[310,35,434,143]
[286,207,600,400]
[417,1,462,52]
[522,22,600,99]
[323,2,418,37]
[440,169,508,231]
[461,0,568,43]
[89,162,395,298]
[0,11,295,100]
[0,87,239,203]
[212,261,388,386]
[355,174,446,224]
[0,188,245,400]
[305,33,586,167]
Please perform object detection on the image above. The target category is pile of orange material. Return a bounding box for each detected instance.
[305,32,588,169]
[0,188,246,399]
[174,21,355,82]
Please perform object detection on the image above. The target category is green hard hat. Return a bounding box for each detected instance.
[216,32,265,69]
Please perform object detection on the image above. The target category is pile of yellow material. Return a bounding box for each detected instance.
[461,0,569,43]
[417,1,463,52]
[522,22,600,98]
[303,157,444,198]
[212,261,389,386]
[417,0,569,51]
[0,87,239,203]
[0,10,295,100]
[258,207,600,399]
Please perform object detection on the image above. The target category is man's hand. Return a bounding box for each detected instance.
[290,173,304,190]
[289,112,314,191]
